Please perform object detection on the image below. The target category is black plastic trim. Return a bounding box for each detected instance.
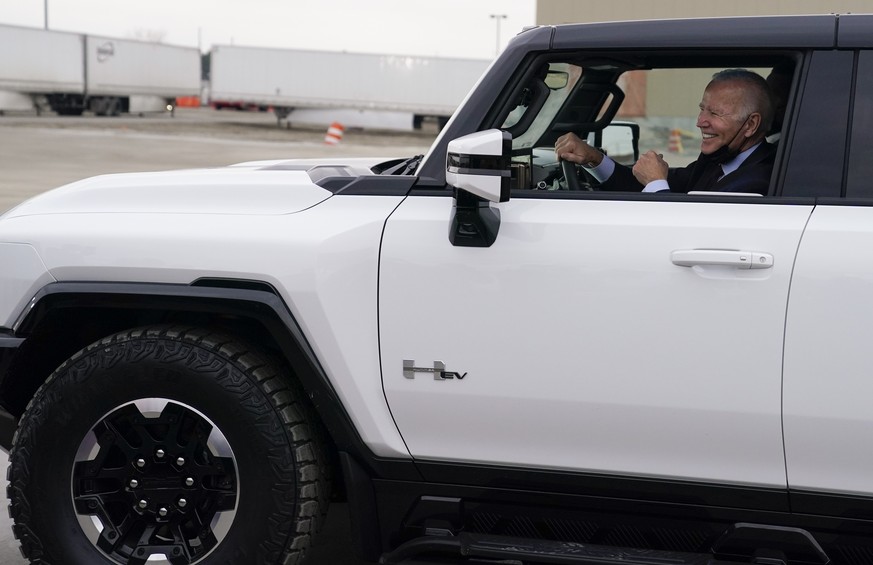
[340,452,384,560]
[415,460,788,513]
[446,154,506,175]
[551,15,836,50]
[0,335,23,392]
[382,532,740,565]
[369,472,873,562]
[0,336,21,451]
[334,175,417,196]
[449,190,501,247]
[315,175,417,196]
[508,190,816,205]
[837,14,873,48]
[781,50,853,199]
[10,281,420,482]
[0,405,15,453]
[792,490,873,521]
[815,197,873,207]
[409,187,453,197]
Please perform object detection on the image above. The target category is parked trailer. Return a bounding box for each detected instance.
[208,45,490,130]
[0,23,201,116]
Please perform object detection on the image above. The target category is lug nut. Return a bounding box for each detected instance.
[158,507,168,517]
[156,448,165,459]
[178,498,187,508]
[176,457,185,466]
[136,458,146,468]
[184,477,194,487]
[138,499,148,509]
[129,479,139,489]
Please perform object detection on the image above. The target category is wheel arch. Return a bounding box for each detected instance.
[4,280,362,456]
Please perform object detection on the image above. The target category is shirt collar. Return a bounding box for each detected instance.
[720,142,762,176]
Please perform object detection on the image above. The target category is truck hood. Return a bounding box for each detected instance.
[2,157,389,219]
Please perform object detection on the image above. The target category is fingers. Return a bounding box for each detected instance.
[632,151,669,185]
[555,133,597,164]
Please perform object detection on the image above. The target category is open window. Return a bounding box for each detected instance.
[489,52,798,194]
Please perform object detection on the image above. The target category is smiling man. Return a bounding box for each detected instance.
[555,69,776,195]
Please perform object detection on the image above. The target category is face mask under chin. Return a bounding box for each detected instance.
[701,143,741,165]
[701,114,752,165]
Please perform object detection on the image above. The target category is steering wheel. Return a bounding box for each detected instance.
[561,159,592,191]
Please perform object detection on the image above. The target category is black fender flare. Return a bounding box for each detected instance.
[6,280,419,481]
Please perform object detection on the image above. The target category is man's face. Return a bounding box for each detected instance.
[696,81,748,155]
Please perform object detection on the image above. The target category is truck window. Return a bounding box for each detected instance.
[504,55,796,196]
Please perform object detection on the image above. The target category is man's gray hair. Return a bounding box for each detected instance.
[710,68,774,133]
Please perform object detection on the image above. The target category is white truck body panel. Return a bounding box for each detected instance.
[0,243,55,329]
[209,45,489,117]
[0,24,83,94]
[380,196,812,486]
[783,205,873,496]
[0,166,411,459]
[85,35,201,98]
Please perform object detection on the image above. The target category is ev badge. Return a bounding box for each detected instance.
[403,360,467,380]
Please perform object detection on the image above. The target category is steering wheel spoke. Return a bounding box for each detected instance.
[561,159,593,191]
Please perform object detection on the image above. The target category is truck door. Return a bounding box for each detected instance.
[379,191,811,487]
[378,53,823,489]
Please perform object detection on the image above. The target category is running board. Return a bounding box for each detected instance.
[380,532,743,565]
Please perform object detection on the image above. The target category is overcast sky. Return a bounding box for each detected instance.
[0,0,536,60]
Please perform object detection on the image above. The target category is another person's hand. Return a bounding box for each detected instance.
[555,133,603,166]
[632,151,669,185]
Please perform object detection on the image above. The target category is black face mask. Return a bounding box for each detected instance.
[700,115,750,165]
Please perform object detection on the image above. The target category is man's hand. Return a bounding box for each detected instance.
[632,151,669,185]
[555,133,603,166]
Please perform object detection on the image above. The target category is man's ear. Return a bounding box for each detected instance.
[744,112,762,137]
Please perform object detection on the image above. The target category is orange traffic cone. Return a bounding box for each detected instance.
[324,122,345,145]
[667,128,683,153]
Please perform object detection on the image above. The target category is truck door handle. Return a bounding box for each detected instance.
[671,249,773,269]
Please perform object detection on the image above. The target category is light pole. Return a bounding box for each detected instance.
[489,14,507,56]
[44,0,48,29]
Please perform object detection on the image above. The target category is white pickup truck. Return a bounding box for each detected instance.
[1,13,872,565]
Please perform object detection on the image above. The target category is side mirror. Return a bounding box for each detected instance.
[445,129,511,247]
[446,129,511,203]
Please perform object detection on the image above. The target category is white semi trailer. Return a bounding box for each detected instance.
[0,23,201,116]
[207,45,490,130]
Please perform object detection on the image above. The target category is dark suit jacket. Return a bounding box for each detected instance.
[600,142,776,195]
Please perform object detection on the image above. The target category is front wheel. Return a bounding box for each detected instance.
[8,326,330,564]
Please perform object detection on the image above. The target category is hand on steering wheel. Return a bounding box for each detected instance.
[561,160,593,191]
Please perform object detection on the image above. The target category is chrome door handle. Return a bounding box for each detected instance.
[671,249,773,269]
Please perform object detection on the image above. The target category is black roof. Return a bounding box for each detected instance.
[547,14,873,50]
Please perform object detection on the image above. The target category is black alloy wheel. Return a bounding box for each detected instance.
[8,326,330,565]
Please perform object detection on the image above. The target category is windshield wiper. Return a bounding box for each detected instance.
[379,154,424,176]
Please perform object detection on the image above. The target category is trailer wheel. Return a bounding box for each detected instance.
[8,326,330,565]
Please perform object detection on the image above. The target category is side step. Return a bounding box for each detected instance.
[380,533,742,565]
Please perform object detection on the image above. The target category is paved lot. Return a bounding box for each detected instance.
[0,107,435,213]
[0,108,436,564]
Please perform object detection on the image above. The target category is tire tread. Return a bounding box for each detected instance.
[8,325,331,564]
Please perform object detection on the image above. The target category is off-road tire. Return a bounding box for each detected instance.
[7,325,330,564]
